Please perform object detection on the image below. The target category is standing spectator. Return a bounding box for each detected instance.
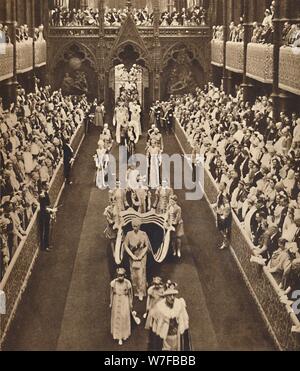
[213,182,232,250]
[38,182,52,252]
[63,139,74,186]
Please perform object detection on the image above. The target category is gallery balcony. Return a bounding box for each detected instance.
[0,43,14,82]
[0,38,47,81]
[211,39,300,96]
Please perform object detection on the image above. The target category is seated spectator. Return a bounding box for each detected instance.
[0,83,91,279]
[153,82,300,300]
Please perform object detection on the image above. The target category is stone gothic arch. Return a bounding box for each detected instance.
[108,41,153,72]
[161,41,209,75]
[160,41,208,99]
[50,42,98,98]
[50,41,97,73]
[106,13,154,73]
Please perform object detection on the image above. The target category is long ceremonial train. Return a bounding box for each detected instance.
[114,209,174,266]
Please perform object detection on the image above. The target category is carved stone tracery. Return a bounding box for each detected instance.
[106,14,153,73]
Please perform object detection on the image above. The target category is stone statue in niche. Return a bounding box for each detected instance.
[61,55,89,95]
[167,47,197,95]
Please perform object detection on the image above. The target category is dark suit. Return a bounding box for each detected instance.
[251,171,264,187]
[63,143,74,184]
[263,232,280,262]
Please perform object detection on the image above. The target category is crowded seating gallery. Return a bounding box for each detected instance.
[0,0,300,352]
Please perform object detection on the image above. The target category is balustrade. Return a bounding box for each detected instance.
[279,45,300,96]
[0,43,13,81]
[225,41,244,74]
[246,43,274,84]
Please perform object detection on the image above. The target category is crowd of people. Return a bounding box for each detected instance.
[49,5,206,28]
[0,23,45,44]
[0,84,91,279]
[155,83,300,314]
[213,2,300,47]
[103,139,187,349]
[112,67,142,150]
[159,6,206,27]
[0,23,11,44]
[89,75,189,348]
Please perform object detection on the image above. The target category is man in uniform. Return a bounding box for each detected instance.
[164,104,174,135]
[165,196,184,258]
[154,180,174,215]
[154,102,163,131]
[39,182,57,252]
[63,138,74,186]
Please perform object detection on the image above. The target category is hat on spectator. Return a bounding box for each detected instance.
[294,209,300,224]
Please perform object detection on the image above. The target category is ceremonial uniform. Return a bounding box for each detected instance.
[155,187,174,214]
[110,278,133,343]
[166,203,184,238]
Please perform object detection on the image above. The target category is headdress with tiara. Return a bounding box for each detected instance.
[116,267,126,276]
[163,280,179,296]
[132,218,142,227]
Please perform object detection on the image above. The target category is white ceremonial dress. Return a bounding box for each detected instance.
[110,279,133,342]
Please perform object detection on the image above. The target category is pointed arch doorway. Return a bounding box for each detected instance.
[105,43,152,129]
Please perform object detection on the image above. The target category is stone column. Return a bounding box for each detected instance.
[221,0,229,94]
[26,0,36,93]
[278,0,296,115]
[271,0,281,122]
[97,0,105,103]
[241,0,254,103]
[153,0,161,102]
[226,0,235,96]
[4,0,18,108]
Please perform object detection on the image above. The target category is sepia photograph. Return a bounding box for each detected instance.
[0,0,300,356]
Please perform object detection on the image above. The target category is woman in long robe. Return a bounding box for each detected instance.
[147,140,162,190]
[110,268,133,346]
[145,277,164,328]
[94,103,105,128]
[146,285,190,351]
[94,141,109,190]
[104,198,119,255]
[114,104,129,145]
[124,219,150,301]
[129,101,142,138]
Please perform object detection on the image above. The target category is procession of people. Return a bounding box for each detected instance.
[89,66,190,350]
